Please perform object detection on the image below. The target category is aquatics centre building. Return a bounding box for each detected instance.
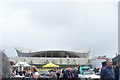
[9,48,91,68]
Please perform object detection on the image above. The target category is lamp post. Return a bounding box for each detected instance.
[116,53,118,65]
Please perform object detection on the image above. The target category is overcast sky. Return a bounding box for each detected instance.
[0,0,118,58]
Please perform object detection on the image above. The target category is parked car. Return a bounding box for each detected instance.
[78,70,100,80]
[78,66,91,74]
[38,70,51,78]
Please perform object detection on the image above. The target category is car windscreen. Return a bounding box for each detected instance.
[39,70,49,74]
[82,70,94,75]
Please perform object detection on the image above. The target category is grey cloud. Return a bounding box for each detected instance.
[1,2,118,58]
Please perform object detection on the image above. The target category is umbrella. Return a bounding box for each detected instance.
[43,62,59,67]
[65,67,73,70]
[13,62,30,68]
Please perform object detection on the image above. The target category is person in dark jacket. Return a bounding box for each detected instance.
[100,59,115,80]
[114,61,120,80]
[73,67,78,79]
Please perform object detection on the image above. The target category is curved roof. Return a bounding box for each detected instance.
[15,48,90,58]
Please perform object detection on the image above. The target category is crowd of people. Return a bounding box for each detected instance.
[12,66,40,79]
[11,59,120,80]
[12,66,79,80]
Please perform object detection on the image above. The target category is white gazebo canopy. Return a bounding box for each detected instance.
[13,62,30,67]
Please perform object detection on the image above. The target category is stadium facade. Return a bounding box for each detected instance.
[9,48,91,68]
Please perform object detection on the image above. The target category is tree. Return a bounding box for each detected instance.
[72,59,76,64]
[52,59,55,64]
[87,59,91,65]
[67,59,70,64]
[59,58,62,64]
[44,60,49,64]
[30,60,33,65]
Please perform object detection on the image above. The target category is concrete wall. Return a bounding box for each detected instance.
[9,57,91,65]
